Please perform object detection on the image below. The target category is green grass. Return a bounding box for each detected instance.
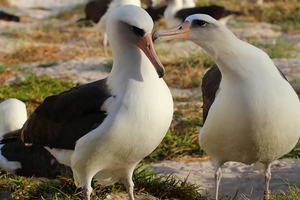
[0,74,79,103]
[50,5,84,21]
[270,181,300,200]
[260,4,300,31]
[1,67,300,199]
[49,0,95,21]
[284,144,300,159]
[0,166,205,200]
[146,128,204,162]
[0,67,80,115]
[239,0,300,31]
[195,0,300,31]
[247,39,298,59]
[104,59,113,70]
[38,60,59,68]
[0,64,25,73]
[159,52,214,88]
[2,168,299,200]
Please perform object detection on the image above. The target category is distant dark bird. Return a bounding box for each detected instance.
[164,0,241,28]
[1,5,173,200]
[153,14,300,200]
[175,5,242,25]
[0,98,69,178]
[145,0,196,23]
[76,0,111,24]
[145,5,166,22]
[77,0,141,56]
[0,11,20,22]
[76,0,155,24]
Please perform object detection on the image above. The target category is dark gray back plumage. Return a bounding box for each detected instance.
[145,5,167,21]
[175,5,241,22]
[77,0,112,23]
[19,78,111,150]
[0,11,20,22]
[1,142,69,178]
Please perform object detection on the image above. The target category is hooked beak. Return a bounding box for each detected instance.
[138,33,165,78]
[152,21,191,43]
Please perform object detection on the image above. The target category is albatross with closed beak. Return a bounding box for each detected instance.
[153,14,300,200]
[1,5,173,200]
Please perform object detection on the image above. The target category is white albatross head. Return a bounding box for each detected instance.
[0,98,27,136]
[107,5,165,77]
[153,14,238,57]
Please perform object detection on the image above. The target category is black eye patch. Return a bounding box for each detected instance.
[191,19,207,28]
[131,26,145,37]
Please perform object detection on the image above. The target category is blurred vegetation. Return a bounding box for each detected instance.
[0,0,9,6]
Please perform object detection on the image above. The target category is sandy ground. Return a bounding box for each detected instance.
[105,192,158,200]
[1,158,300,200]
[150,159,300,200]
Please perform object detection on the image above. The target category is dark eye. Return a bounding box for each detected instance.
[131,26,145,37]
[193,19,207,27]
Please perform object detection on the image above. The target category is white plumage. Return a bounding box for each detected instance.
[0,98,27,136]
[97,0,141,56]
[163,0,183,28]
[182,0,195,8]
[153,14,300,200]
[62,6,173,199]
[7,5,173,200]
[0,98,27,174]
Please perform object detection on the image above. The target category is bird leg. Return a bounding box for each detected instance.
[83,183,93,200]
[103,33,108,57]
[124,178,135,200]
[263,165,271,200]
[214,166,222,200]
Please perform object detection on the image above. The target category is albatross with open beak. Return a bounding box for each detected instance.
[1,5,173,200]
[153,14,300,200]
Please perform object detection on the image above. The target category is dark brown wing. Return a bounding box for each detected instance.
[201,64,288,124]
[1,142,70,178]
[175,5,241,22]
[20,78,111,150]
[84,0,112,23]
[0,11,20,22]
[145,5,167,22]
[201,64,221,124]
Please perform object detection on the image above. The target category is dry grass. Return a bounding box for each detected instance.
[0,68,17,84]
[2,24,109,63]
[0,44,106,64]
[0,0,10,6]
[0,0,299,87]
[50,3,86,21]
[164,63,206,88]
[196,0,300,29]
[171,101,203,132]
[0,45,61,64]
[8,25,101,44]
[158,51,213,88]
